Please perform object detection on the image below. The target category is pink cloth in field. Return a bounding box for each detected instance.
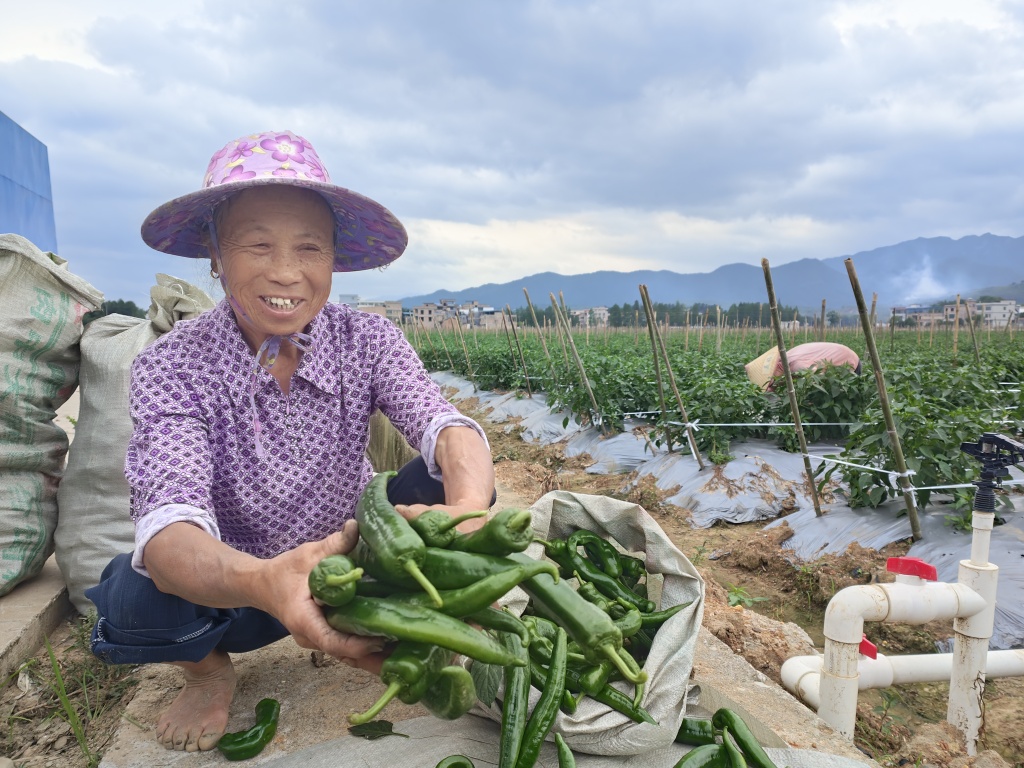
[782,342,860,375]
[125,300,480,561]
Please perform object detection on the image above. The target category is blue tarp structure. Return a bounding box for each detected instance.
[0,111,57,253]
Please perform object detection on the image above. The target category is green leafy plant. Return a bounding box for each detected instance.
[726,585,768,609]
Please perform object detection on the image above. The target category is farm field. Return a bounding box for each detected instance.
[414,314,1024,765]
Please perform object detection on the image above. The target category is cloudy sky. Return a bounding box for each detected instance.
[4,1,1024,306]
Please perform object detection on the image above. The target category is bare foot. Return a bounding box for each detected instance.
[156,650,237,752]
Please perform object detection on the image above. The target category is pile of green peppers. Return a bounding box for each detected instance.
[672,708,779,768]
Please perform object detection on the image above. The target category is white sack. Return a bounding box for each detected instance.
[55,274,214,613]
[0,234,103,595]
[475,490,705,756]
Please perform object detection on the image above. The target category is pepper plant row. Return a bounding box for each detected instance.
[411,325,1024,511]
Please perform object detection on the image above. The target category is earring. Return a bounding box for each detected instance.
[210,268,220,279]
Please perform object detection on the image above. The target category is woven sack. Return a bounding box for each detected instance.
[0,234,103,594]
[55,274,214,613]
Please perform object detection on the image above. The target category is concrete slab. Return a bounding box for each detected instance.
[0,556,74,684]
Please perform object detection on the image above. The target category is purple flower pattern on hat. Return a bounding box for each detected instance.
[141,129,407,272]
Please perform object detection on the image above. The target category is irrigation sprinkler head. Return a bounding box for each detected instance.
[960,432,1024,512]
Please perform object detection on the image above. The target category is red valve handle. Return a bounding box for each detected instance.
[859,635,877,659]
[886,556,938,581]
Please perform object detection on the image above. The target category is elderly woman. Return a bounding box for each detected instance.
[86,131,494,753]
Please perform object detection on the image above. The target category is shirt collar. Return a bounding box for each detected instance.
[213,300,341,404]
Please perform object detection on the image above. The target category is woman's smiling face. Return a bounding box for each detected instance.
[213,186,335,350]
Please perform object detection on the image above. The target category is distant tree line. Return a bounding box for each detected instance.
[83,299,147,326]
[512,300,804,328]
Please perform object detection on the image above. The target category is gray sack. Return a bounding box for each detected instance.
[55,274,214,614]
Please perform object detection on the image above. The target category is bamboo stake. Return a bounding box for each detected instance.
[685,310,691,350]
[419,320,438,360]
[820,299,827,341]
[523,289,554,385]
[641,285,705,470]
[790,309,798,347]
[435,320,455,372]
[953,294,961,360]
[889,307,896,354]
[505,304,533,397]
[929,313,935,348]
[715,306,722,353]
[452,315,477,389]
[550,293,607,435]
[638,287,672,453]
[762,259,823,517]
[869,293,878,328]
[964,302,982,367]
[845,258,922,541]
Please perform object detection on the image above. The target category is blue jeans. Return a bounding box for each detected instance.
[87,457,482,666]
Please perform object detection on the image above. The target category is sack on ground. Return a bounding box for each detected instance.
[0,234,103,595]
[475,490,705,756]
[55,274,215,613]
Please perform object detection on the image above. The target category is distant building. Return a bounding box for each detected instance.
[893,305,945,328]
[1,112,58,252]
[356,299,403,325]
[337,293,360,306]
[569,306,609,328]
[942,299,1018,328]
[412,299,500,329]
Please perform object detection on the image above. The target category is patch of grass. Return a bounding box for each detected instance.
[725,584,769,609]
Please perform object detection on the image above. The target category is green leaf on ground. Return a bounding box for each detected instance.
[347,720,408,740]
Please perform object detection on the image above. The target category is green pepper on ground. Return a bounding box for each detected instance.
[672,743,729,768]
[354,471,444,606]
[348,642,450,725]
[435,756,475,768]
[410,509,489,548]
[722,727,749,768]
[308,554,363,607]
[711,709,777,768]
[217,698,280,761]
[675,717,718,746]
[554,732,576,768]
[450,508,535,556]
[324,596,525,667]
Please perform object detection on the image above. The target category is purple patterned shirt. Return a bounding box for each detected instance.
[126,300,484,574]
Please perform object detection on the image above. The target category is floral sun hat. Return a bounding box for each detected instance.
[141,130,407,272]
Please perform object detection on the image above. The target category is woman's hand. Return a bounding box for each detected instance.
[252,519,388,669]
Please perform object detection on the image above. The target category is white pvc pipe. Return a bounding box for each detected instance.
[814,579,988,739]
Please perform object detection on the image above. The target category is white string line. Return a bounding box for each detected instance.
[805,454,1024,493]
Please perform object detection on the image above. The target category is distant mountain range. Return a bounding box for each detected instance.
[397,234,1024,312]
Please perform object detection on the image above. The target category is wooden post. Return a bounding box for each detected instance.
[890,307,897,354]
[762,259,823,517]
[845,258,922,541]
[869,293,878,328]
[523,289,555,388]
[953,294,961,360]
[820,299,827,342]
[435,319,456,372]
[550,293,607,435]
[715,306,722,353]
[685,310,691,350]
[639,287,672,453]
[965,303,982,367]
[641,285,706,469]
[505,304,533,396]
[452,315,477,389]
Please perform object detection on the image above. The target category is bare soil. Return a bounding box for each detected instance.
[4,396,1021,767]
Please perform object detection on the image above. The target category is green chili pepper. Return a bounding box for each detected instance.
[566,659,611,697]
[565,547,655,613]
[577,581,615,614]
[554,733,576,768]
[528,660,579,714]
[675,717,718,746]
[516,625,567,768]
[612,608,644,639]
[384,560,549,620]
[567,529,623,579]
[436,756,475,768]
[450,508,535,556]
[563,665,656,725]
[355,545,558,591]
[722,727,749,768]
[640,602,691,630]
[324,596,525,667]
[355,471,444,607]
[217,698,280,761]
[466,607,531,646]
[534,538,575,578]
[421,665,477,720]
[308,555,363,607]
[410,509,489,548]
[711,709,777,768]
[618,555,646,589]
[507,553,645,685]
[348,642,451,724]
[672,744,730,768]
[499,633,531,768]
